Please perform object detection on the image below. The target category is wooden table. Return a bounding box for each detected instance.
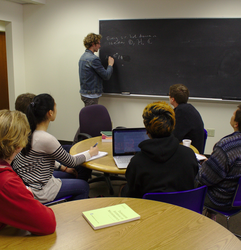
[1,198,240,250]
[70,136,199,174]
[70,136,199,194]
[70,136,126,194]
[70,136,125,175]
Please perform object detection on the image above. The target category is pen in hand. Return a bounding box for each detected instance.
[89,142,99,157]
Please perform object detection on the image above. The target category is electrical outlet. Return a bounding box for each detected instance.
[206,128,215,137]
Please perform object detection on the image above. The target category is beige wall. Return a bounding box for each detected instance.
[0,1,25,110]
[1,0,241,154]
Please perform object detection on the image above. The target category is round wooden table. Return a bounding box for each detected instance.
[70,136,199,174]
[70,136,125,174]
[1,198,240,249]
[70,136,199,194]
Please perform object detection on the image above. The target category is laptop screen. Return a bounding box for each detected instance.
[112,128,149,156]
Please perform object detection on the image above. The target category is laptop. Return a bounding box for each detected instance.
[112,127,149,169]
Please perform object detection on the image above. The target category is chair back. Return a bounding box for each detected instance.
[79,104,112,137]
[143,186,207,214]
[202,129,208,154]
[232,177,241,207]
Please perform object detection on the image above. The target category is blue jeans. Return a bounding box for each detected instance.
[53,165,92,182]
[55,178,89,200]
[53,171,75,179]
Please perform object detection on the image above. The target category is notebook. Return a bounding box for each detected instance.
[74,151,108,161]
[82,203,140,230]
[112,127,149,169]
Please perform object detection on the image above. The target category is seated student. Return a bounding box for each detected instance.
[15,93,36,113]
[196,105,241,219]
[169,84,204,153]
[121,101,199,198]
[15,93,76,178]
[0,110,56,235]
[12,93,99,203]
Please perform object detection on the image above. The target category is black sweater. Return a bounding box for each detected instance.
[124,135,199,198]
[173,103,204,154]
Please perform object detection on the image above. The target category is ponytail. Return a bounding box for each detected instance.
[22,93,55,155]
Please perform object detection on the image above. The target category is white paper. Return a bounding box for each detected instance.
[74,151,108,162]
[195,153,207,161]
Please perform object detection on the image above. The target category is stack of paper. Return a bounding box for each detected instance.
[195,153,207,161]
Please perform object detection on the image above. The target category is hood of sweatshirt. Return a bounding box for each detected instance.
[138,134,180,163]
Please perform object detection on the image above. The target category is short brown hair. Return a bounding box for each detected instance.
[142,101,176,138]
[0,110,30,160]
[15,93,36,114]
[169,84,189,104]
[235,104,241,132]
[83,33,102,49]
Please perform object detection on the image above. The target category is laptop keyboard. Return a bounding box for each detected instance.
[115,156,133,164]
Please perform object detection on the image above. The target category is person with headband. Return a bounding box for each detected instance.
[0,110,56,235]
[13,93,98,203]
[121,101,199,198]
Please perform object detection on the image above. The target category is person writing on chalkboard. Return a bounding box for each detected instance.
[169,84,204,153]
[120,101,198,198]
[78,33,114,106]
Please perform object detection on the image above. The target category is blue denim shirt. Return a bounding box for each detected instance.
[78,49,113,94]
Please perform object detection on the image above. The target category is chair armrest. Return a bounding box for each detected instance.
[72,133,92,145]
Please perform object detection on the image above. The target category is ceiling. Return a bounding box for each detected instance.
[4,0,45,4]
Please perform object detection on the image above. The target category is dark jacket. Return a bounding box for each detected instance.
[173,103,204,154]
[78,49,113,94]
[124,134,199,198]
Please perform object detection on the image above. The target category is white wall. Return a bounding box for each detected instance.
[1,0,241,154]
[0,0,25,110]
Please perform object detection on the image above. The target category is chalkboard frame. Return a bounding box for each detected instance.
[99,18,241,101]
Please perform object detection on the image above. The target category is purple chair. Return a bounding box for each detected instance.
[76,104,112,141]
[75,104,125,195]
[43,195,73,207]
[202,128,208,154]
[204,177,241,238]
[143,186,207,214]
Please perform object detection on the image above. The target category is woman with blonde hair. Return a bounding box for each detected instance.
[0,110,56,235]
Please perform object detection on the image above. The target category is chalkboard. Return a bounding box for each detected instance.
[99,19,241,100]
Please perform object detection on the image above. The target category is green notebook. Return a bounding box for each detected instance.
[82,203,140,230]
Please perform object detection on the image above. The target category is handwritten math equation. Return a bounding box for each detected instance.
[105,34,157,46]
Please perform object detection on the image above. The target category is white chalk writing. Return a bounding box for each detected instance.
[105,34,157,46]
